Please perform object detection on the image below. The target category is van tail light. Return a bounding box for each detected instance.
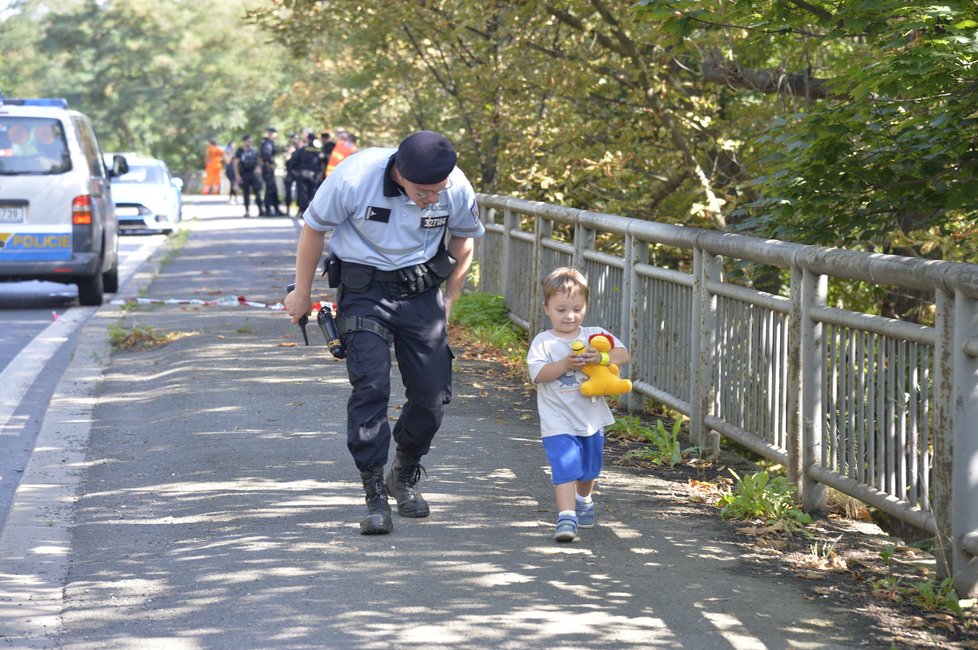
[72,195,93,225]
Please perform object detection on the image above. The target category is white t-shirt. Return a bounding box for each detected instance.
[526,326,623,438]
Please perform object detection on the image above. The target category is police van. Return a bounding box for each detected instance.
[0,95,128,306]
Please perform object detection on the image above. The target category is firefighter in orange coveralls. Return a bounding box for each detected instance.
[324,130,358,176]
[203,139,225,195]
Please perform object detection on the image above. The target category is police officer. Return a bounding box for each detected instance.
[232,135,263,217]
[260,126,284,216]
[292,131,323,215]
[285,131,485,535]
[282,132,302,217]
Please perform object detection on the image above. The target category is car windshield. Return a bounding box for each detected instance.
[0,117,72,175]
[115,163,164,185]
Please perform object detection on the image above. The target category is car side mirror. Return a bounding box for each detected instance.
[111,154,129,177]
[171,177,184,191]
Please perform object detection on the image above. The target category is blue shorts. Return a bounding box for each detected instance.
[542,431,605,485]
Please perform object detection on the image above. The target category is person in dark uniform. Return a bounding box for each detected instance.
[320,131,335,162]
[224,140,238,204]
[282,132,302,217]
[285,131,485,536]
[232,135,263,217]
[260,126,284,216]
[316,131,335,193]
[292,131,323,215]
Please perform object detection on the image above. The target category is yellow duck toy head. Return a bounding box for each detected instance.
[576,333,632,397]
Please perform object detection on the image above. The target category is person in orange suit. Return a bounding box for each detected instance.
[324,130,358,177]
[203,139,225,195]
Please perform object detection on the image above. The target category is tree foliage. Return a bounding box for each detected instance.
[0,0,311,170]
[638,1,978,255]
[2,0,974,266]
[254,0,977,259]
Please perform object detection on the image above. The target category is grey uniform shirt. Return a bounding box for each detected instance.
[302,147,484,271]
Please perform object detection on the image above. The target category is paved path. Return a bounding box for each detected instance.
[1,205,884,648]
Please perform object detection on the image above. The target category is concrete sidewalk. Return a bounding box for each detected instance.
[1,207,884,649]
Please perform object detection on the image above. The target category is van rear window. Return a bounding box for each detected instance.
[0,117,72,175]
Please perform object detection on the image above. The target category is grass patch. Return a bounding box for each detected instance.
[108,324,191,350]
[450,292,527,365]
[157,228,190,268]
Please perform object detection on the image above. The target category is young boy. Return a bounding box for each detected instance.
[526,267,630,542]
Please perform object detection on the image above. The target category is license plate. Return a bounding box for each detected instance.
[116,206,140,217]
[0,205,25,223]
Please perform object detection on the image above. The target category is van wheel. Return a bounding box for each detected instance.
[103,260,119,293]
[77,271,105,306]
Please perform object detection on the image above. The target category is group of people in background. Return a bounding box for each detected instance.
[203,127,359,218]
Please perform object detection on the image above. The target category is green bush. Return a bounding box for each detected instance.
[717,469,813,526]
[624,417,694,467]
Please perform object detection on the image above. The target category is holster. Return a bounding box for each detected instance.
[340,261,374,292]
[324,255,342,288]
[338,314,394,346]
[425,247,457,282]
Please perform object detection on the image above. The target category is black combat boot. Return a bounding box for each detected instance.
[385,453,430,518]
[359,466,393,535]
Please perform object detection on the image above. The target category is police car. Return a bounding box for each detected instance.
[0,95,127,306]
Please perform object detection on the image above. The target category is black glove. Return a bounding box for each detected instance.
[398,264,428,294]
[420,263,438,291]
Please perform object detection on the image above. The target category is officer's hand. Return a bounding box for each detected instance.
[412,264,429,294]
[397,266,426,294]
[284,289,312,324]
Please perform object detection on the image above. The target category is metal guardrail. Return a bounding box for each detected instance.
[474,193,978,596]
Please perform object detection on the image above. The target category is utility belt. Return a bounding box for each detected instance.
[298,169,319,179]
[320,249,456,351]
[324,248,457,299]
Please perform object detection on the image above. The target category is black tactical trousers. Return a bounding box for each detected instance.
[239,173,262,212]
[262,165,280,212]
[337,282,453,471]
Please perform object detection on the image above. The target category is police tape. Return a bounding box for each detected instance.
[110,295,286,311]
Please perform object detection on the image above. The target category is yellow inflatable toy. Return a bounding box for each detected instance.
[573,334,632,397]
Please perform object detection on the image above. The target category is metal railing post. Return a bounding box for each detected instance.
[531,215,553,337]
[691,247,720,454]
[933,289,954,580]
[502,205,515,300]
[621,230,636,412]
[573,221,590,270]
[951,291,978,596]
[786,266,803,491]
[801,268,828,512]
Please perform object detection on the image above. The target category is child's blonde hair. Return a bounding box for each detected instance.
[542,267,589,305]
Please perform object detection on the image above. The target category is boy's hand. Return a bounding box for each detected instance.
[582,347,602,365]
[566,351,587,370]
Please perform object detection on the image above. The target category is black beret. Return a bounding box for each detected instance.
[395,131,457,185]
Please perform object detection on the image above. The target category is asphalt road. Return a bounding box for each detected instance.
[0,233,164,533]
[0,198,888,649]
